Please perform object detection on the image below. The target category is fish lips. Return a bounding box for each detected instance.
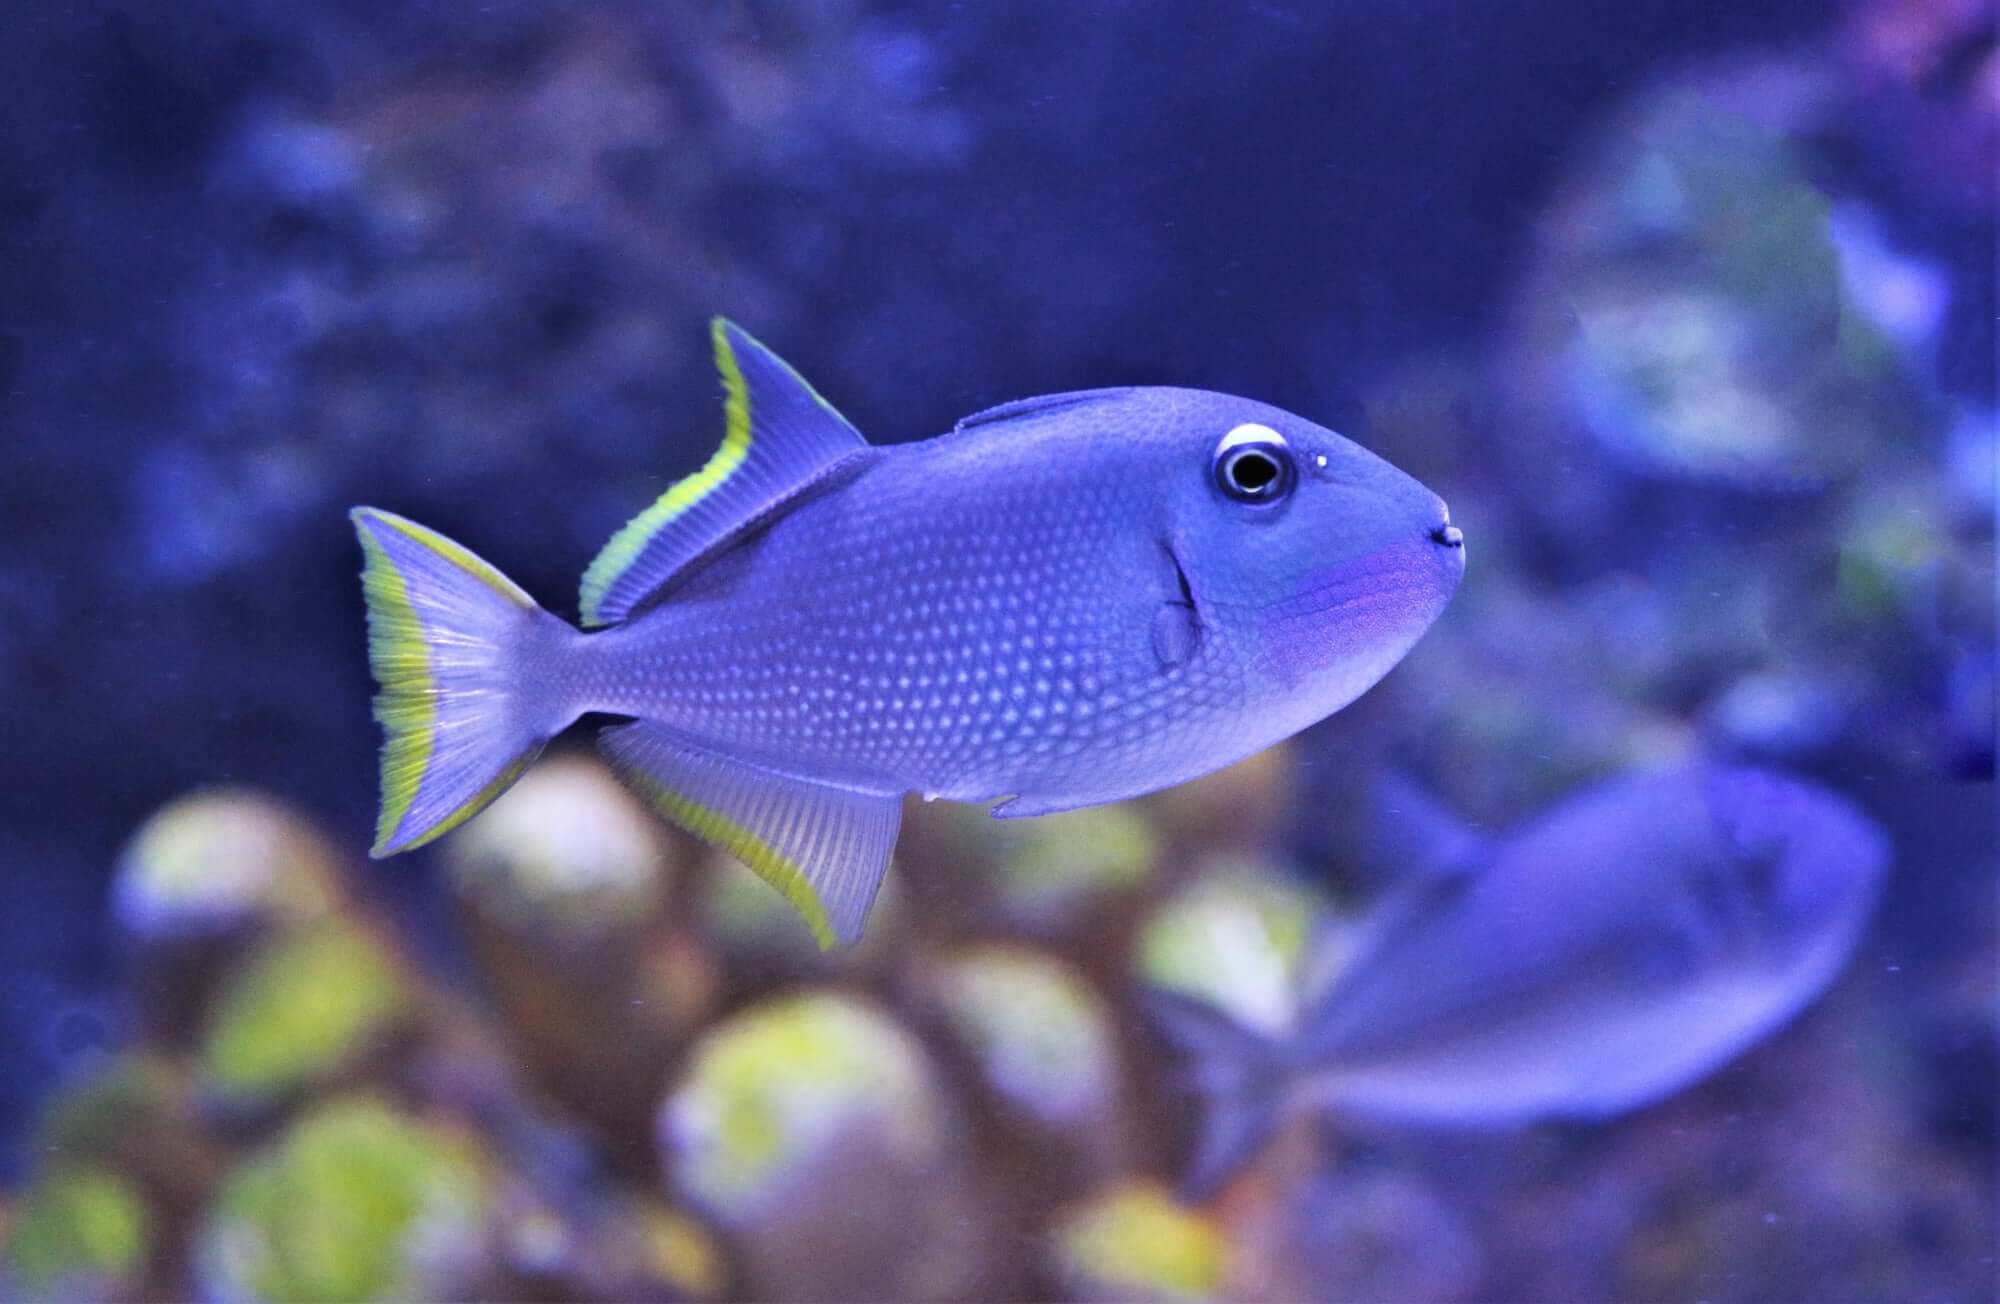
[1256,526,1464,692]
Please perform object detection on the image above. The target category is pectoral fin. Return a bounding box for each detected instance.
[1152,602,1202,669]
[598,721,900,948]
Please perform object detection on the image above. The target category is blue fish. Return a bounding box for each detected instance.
[1152,764,1890,1191]
[351,321,1465,945]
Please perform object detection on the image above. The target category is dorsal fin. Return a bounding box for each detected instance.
[578,319,872,627]
[953,388,1129,436]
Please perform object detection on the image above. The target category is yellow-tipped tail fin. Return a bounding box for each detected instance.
[351,508,570,854]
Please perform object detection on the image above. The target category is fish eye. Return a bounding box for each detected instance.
[1213,424,1296,504]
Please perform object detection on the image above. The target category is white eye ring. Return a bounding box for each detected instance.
[1217,422,1286,455]
[1212,424,1297,504]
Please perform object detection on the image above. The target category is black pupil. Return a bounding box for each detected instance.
[1230,450,1279,493]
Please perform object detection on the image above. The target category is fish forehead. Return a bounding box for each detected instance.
[853,386,1364,563]
[922,385,1446,579]
[938,385,1374,473]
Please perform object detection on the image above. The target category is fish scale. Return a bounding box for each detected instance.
[351,319,1462,945]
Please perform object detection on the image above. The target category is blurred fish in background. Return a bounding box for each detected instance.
[0,0,1991,1300]
[1152,764,1892,1193]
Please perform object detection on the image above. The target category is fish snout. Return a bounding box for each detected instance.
[1428,502,1464,553]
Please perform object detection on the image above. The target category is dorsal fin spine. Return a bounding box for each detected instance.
[577,319,866,628]
[953,388,1127,436]
[580,320,752,628]
[577,321,749,627]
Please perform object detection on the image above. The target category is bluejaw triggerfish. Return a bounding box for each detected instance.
[1151,764,1890,1194]
[351,320,1465,946]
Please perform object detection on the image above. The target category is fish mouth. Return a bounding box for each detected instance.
[1428,502,1464,551]
[1268,531,1459,628]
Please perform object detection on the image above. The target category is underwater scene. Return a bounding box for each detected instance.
[1,1,1994,1300]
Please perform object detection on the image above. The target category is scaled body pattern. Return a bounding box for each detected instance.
[352,321,1465,945]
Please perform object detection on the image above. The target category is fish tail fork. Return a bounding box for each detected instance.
[1147,989,1290,1199]
[351,507,575,856]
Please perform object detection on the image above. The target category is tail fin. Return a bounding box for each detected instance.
[1146,990,1290,1199]
[351,508,574,856]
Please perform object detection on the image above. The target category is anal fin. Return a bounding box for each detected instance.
[599,721,900,948]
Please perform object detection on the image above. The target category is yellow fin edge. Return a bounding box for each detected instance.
[354,515,436,853]
[366,509,534,609]
[578,318,754,627]
[353,508,532,855]
[626,773,837,949]
[384,753,536,855]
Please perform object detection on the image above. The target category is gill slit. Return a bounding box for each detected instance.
[1164,535,1203,623]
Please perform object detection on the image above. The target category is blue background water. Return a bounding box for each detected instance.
[0,1,1992,1297]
